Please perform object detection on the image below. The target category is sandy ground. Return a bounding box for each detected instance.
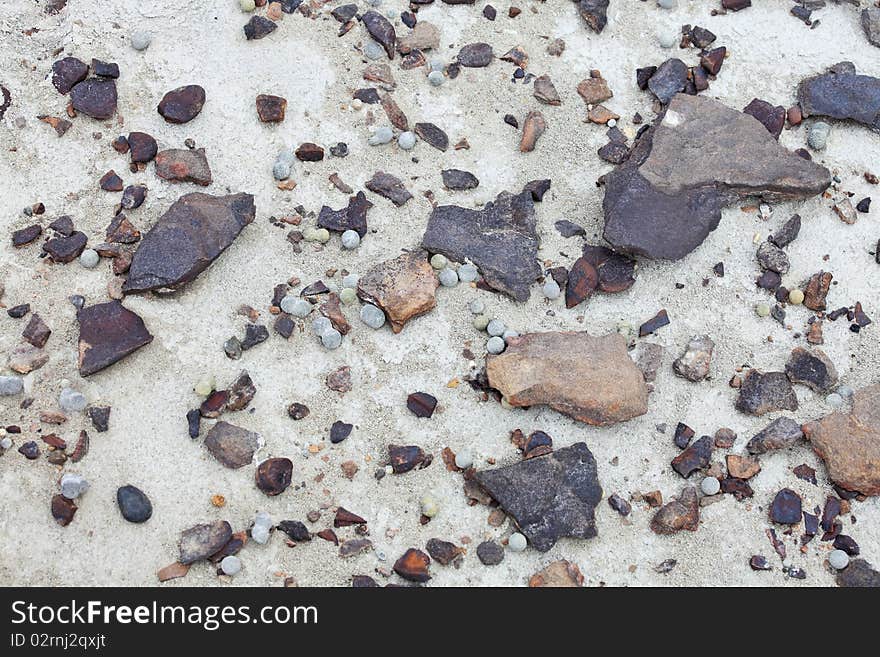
[1,0,878,587]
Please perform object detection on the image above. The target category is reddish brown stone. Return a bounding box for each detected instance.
[255,457,293,496]
[256,94,287,122]
[22,313,51,348]
[334,507,366,527]
[51,494,77,526]
[565,256,598,308]
[70,79,117,119]
[388,444,426,473]
[357,250,438,333]
[128,132,158,163]
[155,148,212,186]
[100,170,124,191]
[77,301,153,376]
[319,293,350,335]
[727,454,761,480]
[528,560,584,587]
[406,392,437,418]
[295,142,324,161]
[803,271,833,311]
[393,548,431,582]
[157,85,206,124]
[650,486,699,534]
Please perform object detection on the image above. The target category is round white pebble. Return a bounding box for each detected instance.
[340,288,358,305]
[79,249,100,269]
[398,131,417,150]
[220,555,242,576]
[829,549,849,570]
[826,392,844,408]
[311,317,332,336]
[468,299,485,315]
[0,437,12,450]
[240,0,255,10]
[60,473,89,500]
[454,450,473,469]
[458,263,478,282]
[543,278,561,299]
[502,329,519,341]
[438,267,458,287]
[428,70,445,86]
[508,532,527,552]
[131,31,152,51]
[368,126,394,146]
[251,524,270,544]
[700,476,721,496]
[342,273,359,289]
[420,494,439,518]
[364,41,384,60]
[487,336,506,354]
[281,296,312,317]
[486,319,506,337]
[360,304,386,329]
[59,388,87,412]
[658,32,677,48]
[321,329,342,350]
[341,230,361,249]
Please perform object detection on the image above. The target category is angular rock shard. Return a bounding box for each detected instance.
[650,486,699,534]
[736,369,798,416]
[362,10,396,59]
[317,191,372,237]
[804,383,880,496]
[422,190,540,301]
[603,94,831,260]
[797,63,880,131]
[157,85,206,124]
[179,521,232,564]
[486,331,649,425]
[747,417,803,454]
[572,0,608,33]
[356,250,438,333]
[204,421,260,469]
[475,443,602,552]
[785,347,838,393]
[124,192,255,294]
[77,301,153,376]
[365,171,412,206]
[155,148,212,186]
[70,78,117,119]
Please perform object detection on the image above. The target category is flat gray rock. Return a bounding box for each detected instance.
[203,421,260,469]
[797,62,880,131]
[178,520,232,564]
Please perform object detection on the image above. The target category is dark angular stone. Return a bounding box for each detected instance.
[743,98,785,139]
[334,507,366,527]
[244,15,277,40]
[43,231,87,263]
[256,94,287,122]
[836,559,880,587]
[332,4,358,22]
[388,444,426,473]
[77,301,153,376]
[747,416,803,454]
[475,443,602,552]
[674,422,695,449]
[554,220,585,237]
[476,541,504,565]
[365,171,412,206]
[407,392,437,418]
[99,169,123,192]
[51,494,77,526]
[155,148,212,186]
[636,66,657,90]
[22,313,51,348]
[70,78,117,119]
[523,179,551,202]
[650,486,699,534]
[648,59,688,104]
[116,485,152,523]
[287,403,310,420]
[12,224,42,247]
[255,457,293,496]
[442,169,479,191]
[278,520,310,542]
[457,42,493,67]
[120,184,147,211]
[204,421,259,469]
[770,488,802,524]
[240,323,269,350]
[393,548,431,582]
[639,309,670,337]
[362,10,397,59]
[671,435,712,478]
[700,47,726,76]
[354,88,381,104]
[565,256,598,309]
[736,369,798,416]
[128,131,158,163]
[51,57,88,94]
[414,122,449,151]
[573,0,608,33]
[7,304,31,319]
[124,192,255,293]
[785,347,838,392]
[295,142,324,161]
[317,191,372,237]
[769,214,801,248]
[797,63,880,131]
[330,420,353,444]
[425,538,464,565]
[608,493,632,516]
[91,59,119,78]
[179,521,233,564]
[274,314,294,338]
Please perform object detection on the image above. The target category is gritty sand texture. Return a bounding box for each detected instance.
[1,1,878,586]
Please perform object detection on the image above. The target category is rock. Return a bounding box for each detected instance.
[407,392,437,418]
[362,10,396,59]
[487,331,648,425]
[475,443,602,552]
[244,15,277,40]
[124,192,255,293]
[554,220,585,238]
[804,383,880,495]
[425,539,463,566]
[735,369,798,416]
[87,406,110,432]
[608,493,632,517]
[317,191,372,237]
[529,560,584,587]
[22,313,51,348]
[565,257,598,308]
[457,42,493,67]
[277,520,310,542]
[397,21,439,54]
[533,75,561,105]
[500,46,528,68]
[648,59,688,105]
[77,301,153,376]
[770,488,802,524]
[476,541,504,565]
[747,417,803,454]
[116,485,152,523]
[178,521,233,564]
[51,494,77,526]
[204,421,260,469]
[671,435,712,478]
[573,0,608,33]
[672,335,714,382]
[422,190,540,301]
[413,122,448,151]
[519,111,546,152]
[7,343,48,374]
[441,169,479,190]
[330,421,353,444]
[577,76,612,105]
[365,171,413,206]
[393,548,431,582]
[863,8,880,48]
[51,57,88,94]
[295,142,324,161]
[769,214,801,248]
[326,366,352,393]
[157,85,205,123]
[12,224,42,247]
[155,148,212,186]
[797,63,880,131]
[639,309,670,337]
[256,94,287,122]
[388,445,426,473]
[836,559,880,587]
[834,199,857,225]
[743,98,785,139]
[650,486,699,534]
[631,342,664,382]
[603,94,830,260]
[727,455,761,480]
[43,232,87,263]
[756,241,790,274]
[255,458,293,496]
[785,347,838,392]
[70,79,117,119]
[357,250,438,333]
[803,271,832,311]
[120,185,147,210]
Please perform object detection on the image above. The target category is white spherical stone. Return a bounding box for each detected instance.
[79,249,100,268]
[341,230,361,249]
[700,476,721,496]
[508,533,527,552]
[829,549,850,570]
[311,316,332,335]
[398,131,417,150]
[360,304,386,329]
[220,555,242,576]
[468,299,485,315]
[438,267,458,287]
[131,31,152,51]
[458,263,478,282]
[543,278,561,299]
[321,328,343,350]
[60,473,89,500]
[364,41,384,60]
[430,253,448,270]
[281,296,312,317]
[658,32,677,48]
[428,70,445,86]
[454,450,473,469]
[486,336,506,354]
[486,319,506,337]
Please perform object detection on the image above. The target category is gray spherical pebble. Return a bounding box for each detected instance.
[339,288,358,305]
[116,485,152,523]
[131,31,152,51]
[700,476,721,496]
[341,230,361,249]
[0,437,12,450]
[458,263,478,282]
[486,319,506,337]
[438,267,458,287]
[61,473,89,500]
[473,314,490,331]
[486,336,506,354]
[428,70,445,86]
[829,549,849,570]
[360,304,386,329]
[543,278,561,299]
[251,512,272,544]
[508,533,527,552]
[837,385,854,400]
[657,0,676,8]
[273,151,295,180]
[476,541,505,566]
[368,126,394,145]
[430,253,447,270]
[454,450,473,469]
[468,299,485,315]
[429,59,444,72]
[364,41,384,60]
[221,555,242,576]
[342,273,359,289]
[321,329,343,350]
[502,329,519,341]
[281,296,312,318]
[398,131,417,150]
[658,32,677,48]
[826,392,844,408]
[0,376,24,396]
[79,249,100,269]
[311,316,332,335]
[808,122,831,150]
[59,388,87,412]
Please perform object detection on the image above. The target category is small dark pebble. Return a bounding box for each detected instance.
[87,405,110,432]
[7,304,31,319]
[240,324,269,350]
[608,493,632,516]
[18,441,40,460]
[12,224,43,247]
[244,15,277,40]
[503,114,519,128]
[673,422,695,449]
[856,198,871,213]
[833,534,859,556]
[287,402,310,420]
[329,142,349,157]
[476,540,504,566]
[770,488,802,524]
[91,59,119,78]
[639,309,670,337]
[186,409,201,438]
[277,520,310,542]
[330,420,353,444]
[255,457,293,496]
[749,555,772,571]
[406,392,437,418]
[116,485,153,523]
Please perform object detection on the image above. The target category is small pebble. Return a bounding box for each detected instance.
[341,230,361,249]
[116,485,152,523]
[360,304,386,329]
[657,0,676,8]
[0,376,24,396]
[368,126,394,146]
[487,336,506,354]
[508,532,527,552]
[351,98,363,111]
[438,267,458,287]
[273,151,295,180]
[420,494,439,518]
[342,273,359,289]
[458,263,478,282]
[340,288,358,305]
[826,392,843,408]
[79,249,100,269]
[430,253,448,270]
[194,376,215,397]
[476,541,505,566]
[240,0,255,10]
[808,122,831,150]
[314,228,330,243]
[311,316,332,335]
[837,385,854,400]
[0,437,12,450]
[429,59,444,72]
[700,476,721,496]
[428,70,445,86]
[364,42,384,60]
[221,555,242,576]
[788,289,804,305]
[473,314,490,331]
[454,450,473,469]
[321,328,343,350]
[60,473,89,500]
[486,319,506,337]
[131,31,152,51]
[468,299,485,315]
[502,329,518,341]
[543,278,561,299]
[828,549,850,570]
[281,296,312,317]
[755,302,771,317]
[398,131,417,150]
[251,512,272,544]
[59,388,87,412]
[658,32,677,48]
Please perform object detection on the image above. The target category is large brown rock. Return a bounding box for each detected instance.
[486,331,648,425]
[155,148,212,186]
[124,192,255,294]
[804,383,880,496]
[77,301,153,376]
[203,421,260,469]
[356,250,438,333]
